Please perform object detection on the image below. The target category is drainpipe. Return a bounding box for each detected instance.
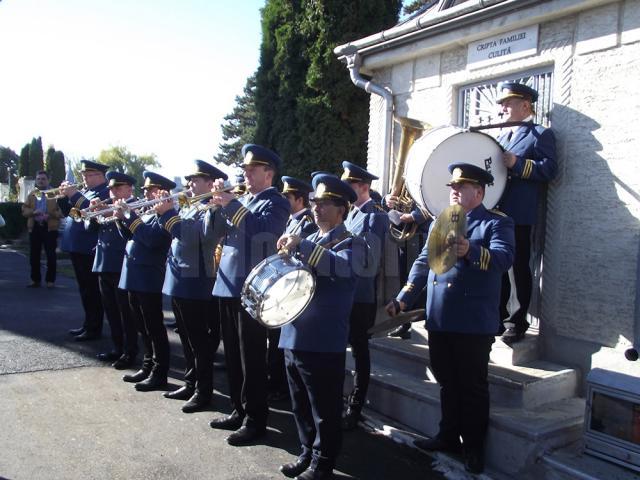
[343,47,394,193]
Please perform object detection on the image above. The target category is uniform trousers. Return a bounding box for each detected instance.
[98,272,138,355]
[267,328,287,394]
[129,291,169,374]
[69,252,103,334]
[285,349,345,471]
[218,297,268,429]
[171,296,219,396]
[29,223,58,283]
[500,225,532,333]
[428,331,494,450]
[347,302,377,408]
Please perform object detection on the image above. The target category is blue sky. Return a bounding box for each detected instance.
[0,0,265,178]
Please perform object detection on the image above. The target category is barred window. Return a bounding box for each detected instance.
[458,68,553,128]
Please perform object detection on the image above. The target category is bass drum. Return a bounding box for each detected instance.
[241,253,316,328]
[404,125,507,218]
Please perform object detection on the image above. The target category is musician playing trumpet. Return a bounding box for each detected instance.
[276,174,367,480]
[385,163,514,475]
[113,171,175,391]
[153,160,227,413]
[57,160,110,341]
[89,171,139,369]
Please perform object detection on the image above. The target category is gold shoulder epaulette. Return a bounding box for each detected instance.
[489,208,507,217]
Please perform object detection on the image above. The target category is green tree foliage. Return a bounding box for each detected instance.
[45,146,66,187]
[215,74,258,168]
[402,0,437,16]
[97,146,160,194]
[0,146,19,193]
[28,136,44,176]
[253,0,402,180]
[19,144,30,177]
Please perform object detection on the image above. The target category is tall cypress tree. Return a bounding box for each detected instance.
[254,0,402,179]
[19,144,30,177]
[29,136,44,176]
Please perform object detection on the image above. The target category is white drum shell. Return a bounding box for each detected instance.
[404,126,507,218]
[241,253,316,328]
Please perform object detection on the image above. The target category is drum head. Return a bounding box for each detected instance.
[258,268,315,327]
[405,126,506,218]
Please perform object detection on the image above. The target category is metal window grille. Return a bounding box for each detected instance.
[458,68,553,128]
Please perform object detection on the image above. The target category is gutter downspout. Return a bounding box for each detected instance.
[344,49,394,194]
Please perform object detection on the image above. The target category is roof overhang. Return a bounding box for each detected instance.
[334,0,619,73]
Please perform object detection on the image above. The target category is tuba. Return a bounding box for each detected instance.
[388,116,430,242]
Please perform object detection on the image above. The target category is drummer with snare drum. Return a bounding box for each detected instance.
[276,174,368,480]
[385,163,514,475]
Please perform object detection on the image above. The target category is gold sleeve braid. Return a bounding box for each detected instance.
[129,218,143,234]
[231,206,249,227]
[479,247,491,270]
[164,215,181,232]
[308,244,325,268]
[522,159,535,179]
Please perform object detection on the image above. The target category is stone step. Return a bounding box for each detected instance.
[343,361,586,477]
[364,327,578,409]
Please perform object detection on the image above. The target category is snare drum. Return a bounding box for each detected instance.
[404,125,507,218]
[241,253,316,328]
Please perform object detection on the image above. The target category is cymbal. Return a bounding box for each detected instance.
[367,309,425,337]
[427,204,467,275]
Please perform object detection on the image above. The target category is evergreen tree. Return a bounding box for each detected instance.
[50,150,66,187]
[0,146,19,192]
[403,0,438,16]
[254,0,402,180]
[215,74,258,167]
[19,144,30,177]
[29,136,44,176]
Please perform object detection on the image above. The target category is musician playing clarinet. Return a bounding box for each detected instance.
[495,82,557,344]
[277,174,367,480]
[386,163,514,475]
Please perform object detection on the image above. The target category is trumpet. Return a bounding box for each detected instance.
[118,189,192,219]
[35,183,83,200]
[69,198,113,222]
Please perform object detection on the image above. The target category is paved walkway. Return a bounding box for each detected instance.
[0,249,439,480]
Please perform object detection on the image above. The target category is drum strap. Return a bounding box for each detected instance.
[320,231,352,250]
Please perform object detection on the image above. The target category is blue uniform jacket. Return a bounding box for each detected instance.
[397,204,515,335]
[90,212,131,274]
[285,208,317,238]
[211,187,290,298]
[118,211,172,293]
[58,182,109,254]
[344,199,389,304]
[159,202,218,300]
[279,223,367,353]
[498,123,557,225]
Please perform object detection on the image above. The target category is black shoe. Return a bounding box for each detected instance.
[414,436,462,453]
[295,467,334,480]
[163,386,194,400]
[135,373,168,392]
[68,327,85,336]
[464,448,484,474]
[74,331,101,342]
[280,457,311,478]
[209,414,244,431]
[501,327,525,344]
[97,351,122,362]
[123,369,151,383]
[342,407,362,431]
[226,425,266,446]
[112,354,136,370]
[181,392,211,413]
[388,324,412,339]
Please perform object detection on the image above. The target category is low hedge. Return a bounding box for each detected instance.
[0,202,27,239]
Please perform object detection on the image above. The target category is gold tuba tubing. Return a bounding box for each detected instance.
[388,116,430,243]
